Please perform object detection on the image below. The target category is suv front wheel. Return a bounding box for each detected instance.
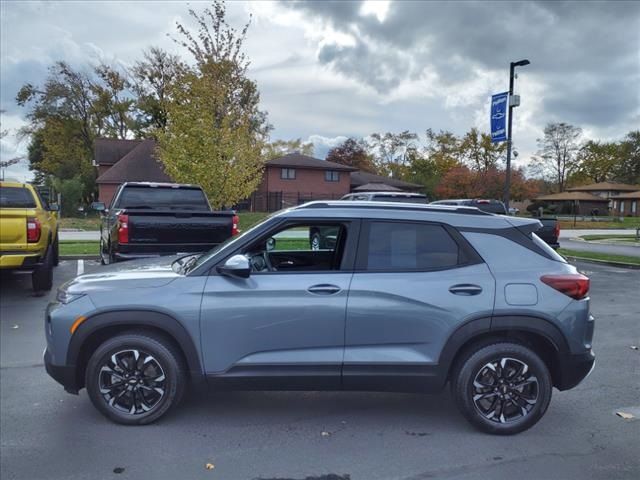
[85,332,186,425]
[452,342,552,435]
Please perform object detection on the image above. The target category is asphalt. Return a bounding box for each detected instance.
[1,260,639,480]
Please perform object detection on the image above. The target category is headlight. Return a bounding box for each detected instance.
[57,289,85,305]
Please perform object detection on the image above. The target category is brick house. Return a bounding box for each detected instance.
[252,153,357,211]
[611,191,640,217]
[534,191,609,215]
[95,138,170,205]
[567,182,640,212]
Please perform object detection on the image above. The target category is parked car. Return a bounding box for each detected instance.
[430,199,508,215]
[93,182,239,264]
[0,181,59,291]
[45,201,594,434]
[341,192,428,203]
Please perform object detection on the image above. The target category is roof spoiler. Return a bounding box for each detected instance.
[505,216,543,235]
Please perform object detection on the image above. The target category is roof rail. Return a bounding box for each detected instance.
[295,201,492,216]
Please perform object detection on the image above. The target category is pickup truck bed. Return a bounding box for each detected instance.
[537,217,560,249]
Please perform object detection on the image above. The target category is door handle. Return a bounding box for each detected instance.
[307,284,341,295]
[449,284,483,296]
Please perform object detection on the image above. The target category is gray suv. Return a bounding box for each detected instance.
[45,201,595,434]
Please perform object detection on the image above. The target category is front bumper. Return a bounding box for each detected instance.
[44,348,79,394]
[555,350,595,390]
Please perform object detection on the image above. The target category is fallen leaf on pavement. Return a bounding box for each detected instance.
[321,431,331,437]
[616,411,635,419]
[11,325,19,329]
[630,345,638,350]
[205,463,215,470]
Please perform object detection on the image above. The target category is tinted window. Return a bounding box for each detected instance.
[472,201,507,214]
[0,186,36,208]
[325,171,340,182]
[366,221,461,270]
[117,187,209,210]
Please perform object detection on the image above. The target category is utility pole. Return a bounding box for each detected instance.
[504,59,530,212]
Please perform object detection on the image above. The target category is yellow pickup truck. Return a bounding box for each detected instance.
[0,181,59,291]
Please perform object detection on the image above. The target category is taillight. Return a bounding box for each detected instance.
[27,217,41,243]
[232,214,239,236]
[541,274,590,300]
[117,214,129,244]
[554,222,560,238]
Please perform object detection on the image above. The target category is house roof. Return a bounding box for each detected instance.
[353,182,402,192]
[96,139,171,184]
[611,190,640,200]
[266,153,357,171]
[94,138,143,166]
[535,191,609,202]
[350,170,422,190]
[568,182,640,192]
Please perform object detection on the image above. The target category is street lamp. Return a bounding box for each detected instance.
[504,59,530,212]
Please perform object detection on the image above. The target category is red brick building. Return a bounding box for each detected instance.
[95,138,170,205]
[252,153,357,211]
[611,191,640,217]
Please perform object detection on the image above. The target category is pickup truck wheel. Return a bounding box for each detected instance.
[52,234,59,266]
[85,332,186,425]
[451,342,552,435]
[32,245,54,292]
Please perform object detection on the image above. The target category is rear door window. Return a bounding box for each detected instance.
[0,186,36,208]
[363,221,465,271]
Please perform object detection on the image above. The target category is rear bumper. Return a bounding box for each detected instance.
[44,348,79,394]
[555,350,595,390]
[0,253,43,269]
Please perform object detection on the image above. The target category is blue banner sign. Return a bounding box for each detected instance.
[490,92,508,143]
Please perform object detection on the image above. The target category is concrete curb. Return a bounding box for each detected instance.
[564,255,640,270]
[60,255,100,261]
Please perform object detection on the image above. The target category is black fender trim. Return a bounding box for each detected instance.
[438,314,570,379]
[66,310,203,380]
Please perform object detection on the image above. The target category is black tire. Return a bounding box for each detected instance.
[52,234,59,266]
[451,341,552,435]
[85,332,186,425]
[32,245,54,292]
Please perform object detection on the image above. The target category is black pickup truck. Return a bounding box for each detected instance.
[536,217,560,249]
[93,182,238,264]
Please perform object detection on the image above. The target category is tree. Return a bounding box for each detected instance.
[157,1,269,208]
[326,138,375,172]
[263,139,314,160]
[91,64,137,139]
[367,131,418,176]
[570,140,619,185]
[613,131,640,184]
[530,122,582,192]
[459,128,506,173]
[131,47,187,134]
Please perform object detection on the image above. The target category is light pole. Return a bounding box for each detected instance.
[504,59,530,212]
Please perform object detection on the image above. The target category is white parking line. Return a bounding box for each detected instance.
[77,259,84,276]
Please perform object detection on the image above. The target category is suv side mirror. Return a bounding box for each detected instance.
[91,202,106,213]
[48,203,59,212]
[217,254,251,279]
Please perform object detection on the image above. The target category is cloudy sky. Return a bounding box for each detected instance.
[1,0,639,181]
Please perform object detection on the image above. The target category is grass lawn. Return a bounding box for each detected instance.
[580,234,639,243]
[558,248,640,266]
[58,216,102,230]
[60,241,99,256]
[238,212,270,230]
[558,218,640,230]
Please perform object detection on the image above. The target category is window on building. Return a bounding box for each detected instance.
[325,170,340,182]
[632,201,637,214]
[620,201,625,213]
[281,168,296,180]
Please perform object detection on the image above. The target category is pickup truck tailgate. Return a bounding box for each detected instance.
[0,209,27,248]
[127,210,232,246]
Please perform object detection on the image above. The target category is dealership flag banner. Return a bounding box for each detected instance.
[490,92,508,143]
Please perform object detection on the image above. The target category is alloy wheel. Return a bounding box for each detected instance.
[472,357,539,423]
[98,349,166,415]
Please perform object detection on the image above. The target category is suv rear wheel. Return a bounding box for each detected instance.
[452,342,552,435]
[85,332,186,425]
[32,244,53,292]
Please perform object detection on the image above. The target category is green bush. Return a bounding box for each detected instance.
[53,176,84,216]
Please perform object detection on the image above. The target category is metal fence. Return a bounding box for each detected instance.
[236,192,345,212]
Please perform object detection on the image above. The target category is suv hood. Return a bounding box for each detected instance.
[63,255,183,294]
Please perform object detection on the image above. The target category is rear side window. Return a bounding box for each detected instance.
[364,221,463,271]
[0,186,36,208]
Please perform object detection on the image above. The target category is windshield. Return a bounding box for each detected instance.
[185,213,275,273]
[118,187,210,210]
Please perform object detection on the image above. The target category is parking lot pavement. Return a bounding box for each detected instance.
[1,261,639,480]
